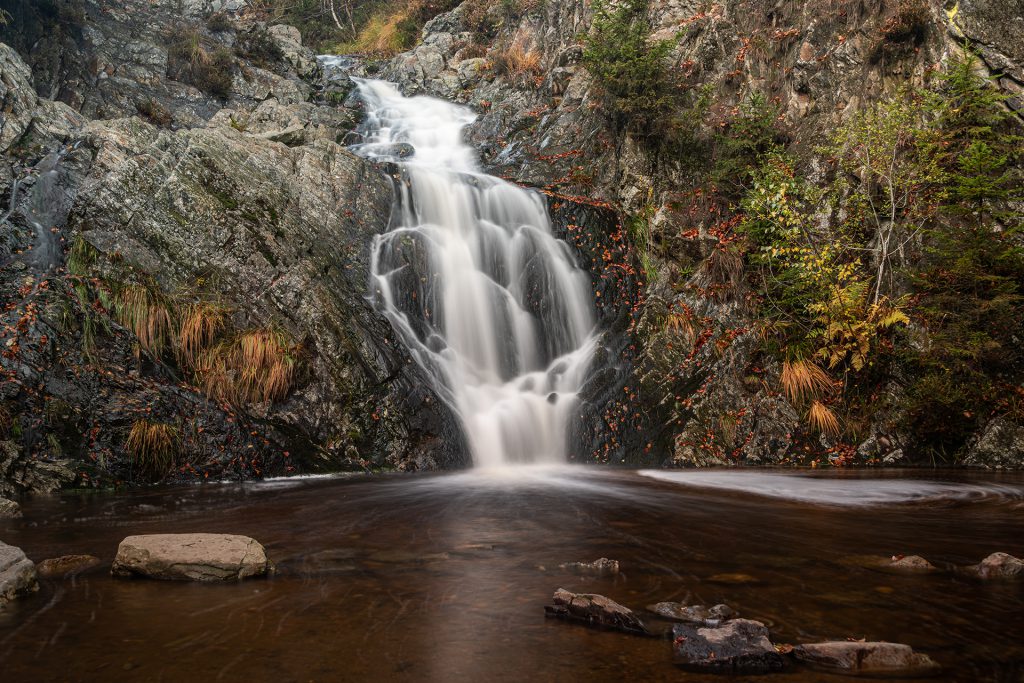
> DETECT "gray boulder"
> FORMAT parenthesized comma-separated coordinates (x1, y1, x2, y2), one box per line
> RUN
(267, 24, 320, 81)
(963, 417, 1024, 469)
(0, 541, 38, 605)
(793, 641, 941, 677)
(111, 533, 271, 581)
(672, 619, 785, 674)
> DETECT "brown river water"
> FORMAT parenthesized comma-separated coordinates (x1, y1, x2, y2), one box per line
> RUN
(1, 467, 1022, 682)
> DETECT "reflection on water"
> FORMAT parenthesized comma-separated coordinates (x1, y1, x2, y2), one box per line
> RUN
(1, 469, 1022, 682)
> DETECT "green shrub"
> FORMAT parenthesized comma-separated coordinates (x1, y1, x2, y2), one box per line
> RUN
(582, 0, 676, 132)
(900, 51, 1024, 458)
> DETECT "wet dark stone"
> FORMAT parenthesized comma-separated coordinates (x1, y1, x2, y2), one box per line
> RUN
(793, 641, 941, 677)
(648, 602, 735, 625)
(544, 588, 651, 636)
(672, 619, 785, 675)
(558, 557, 619, 577)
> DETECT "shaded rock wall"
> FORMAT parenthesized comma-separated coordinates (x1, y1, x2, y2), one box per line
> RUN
(0, 1, 469, 492)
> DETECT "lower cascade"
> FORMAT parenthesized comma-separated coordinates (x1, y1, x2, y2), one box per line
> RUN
(352, 79, 597, 467)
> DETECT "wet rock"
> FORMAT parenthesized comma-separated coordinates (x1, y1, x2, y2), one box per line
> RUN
(0, 43, 39, 152)
(0, 497, 20, 519)
(558, 557, 619, 577)
(0, 440, 75, 497)
(111, 534, 271, 581)
(963, 552, 1024, 580)
(672, 619, 785, 674)
(648, 602, 735, 625)
(544, 588, 651, 635)
(266, 24, 320, 81)
(963, 417, 1024, 469)
(37, 555, 102, 578)
(0, 541, 38, 605)
(888, 555, 936, 573)
(793, 641, 941, 677)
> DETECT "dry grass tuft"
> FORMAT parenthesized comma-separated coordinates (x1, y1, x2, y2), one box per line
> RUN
(193, 328, 296, 405)
(780, 359, 833, 404)
(126, 419, 179, 478)
(664, 309, 697, 345)
(494, 36, 542, 83)
(115, 284, 174, 359)
(808, 400, 841, 436)
(234, 329, 296, 403)
(693, 245, 745, 301)
(177, 302, 227, 370)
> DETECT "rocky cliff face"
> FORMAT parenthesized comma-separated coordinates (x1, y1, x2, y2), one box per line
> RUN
(0, 0, 469, 493)
(1, 0, 1022, 490)
(372, 0, 1024, 468)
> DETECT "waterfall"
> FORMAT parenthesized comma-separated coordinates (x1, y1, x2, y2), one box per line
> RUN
(351, 79, 597, 467)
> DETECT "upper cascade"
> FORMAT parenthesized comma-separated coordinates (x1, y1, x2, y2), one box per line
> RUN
(351, 78, 597, 467)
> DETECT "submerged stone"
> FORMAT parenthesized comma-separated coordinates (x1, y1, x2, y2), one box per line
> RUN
(111, 534, 271, 581)
(707, 572, 760, 585)
(558, 557, 619, 577)
(963, 552, 1023, 580)
(648, 602, 735, 625)
(37, 555, 102, 578)
(888, 555, 937, 573)
(544, 588, 651, 635)
(793, 641, 941, 677)
(672, 619, 785, 674)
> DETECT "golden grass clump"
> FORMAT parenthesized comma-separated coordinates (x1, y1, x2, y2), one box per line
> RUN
(780, 359, 833, 404)
(234, 329, 296, 404)
(808, 400, 841, 436)
(115, 284, 174, 358)
(496, 36, 542, 83)
(192, 328, 296, 405)
(336, 10, 410, 55)
(664, 309, 696, 345)
(126, 419, 179, 477)
(177, 302, 227, 370)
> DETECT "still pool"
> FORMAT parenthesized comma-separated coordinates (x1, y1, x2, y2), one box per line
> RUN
(2, 467, 1022, 681)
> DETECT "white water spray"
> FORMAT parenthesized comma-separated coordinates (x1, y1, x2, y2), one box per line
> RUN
(351, 79, 597, 467)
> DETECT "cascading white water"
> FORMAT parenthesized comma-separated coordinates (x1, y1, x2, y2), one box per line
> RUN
(351, 79, 597, 468)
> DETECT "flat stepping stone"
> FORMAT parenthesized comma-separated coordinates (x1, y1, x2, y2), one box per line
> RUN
(111, 533, 271, 581)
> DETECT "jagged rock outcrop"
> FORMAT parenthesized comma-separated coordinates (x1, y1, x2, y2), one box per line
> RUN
(949, 0, 1024, 110)
(1, 2, 468, 492)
